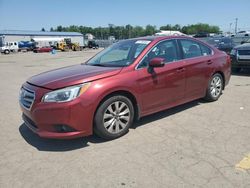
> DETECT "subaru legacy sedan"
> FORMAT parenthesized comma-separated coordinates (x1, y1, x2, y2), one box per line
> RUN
(19, 36, 231, 140)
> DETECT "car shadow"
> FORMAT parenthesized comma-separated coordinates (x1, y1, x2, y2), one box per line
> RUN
(19, 99, 204, 152)
(132, 99, 202, 129)
(19, 124, 107, 152)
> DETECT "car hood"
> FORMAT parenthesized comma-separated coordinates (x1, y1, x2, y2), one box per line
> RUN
(235, 43, 250, 50)
(27, 64, 122, 89)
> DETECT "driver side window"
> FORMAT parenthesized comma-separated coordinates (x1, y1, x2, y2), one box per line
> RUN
(137, 40, 179, 69)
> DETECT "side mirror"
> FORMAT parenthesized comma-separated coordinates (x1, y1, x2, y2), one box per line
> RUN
(148, 57, 165, 74)
(149, 57, 165, 67)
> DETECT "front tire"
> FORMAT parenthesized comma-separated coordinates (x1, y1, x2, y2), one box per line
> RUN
(4, 50, 10, 54)
(94, 95, 134, 140)
(204, 73, 223, 102)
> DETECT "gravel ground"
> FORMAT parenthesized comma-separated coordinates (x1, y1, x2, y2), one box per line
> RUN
(0, 50, 250, 188)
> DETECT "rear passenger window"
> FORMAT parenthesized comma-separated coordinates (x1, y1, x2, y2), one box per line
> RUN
(200, 44, 212, 56)
(180, 40, 202, 58)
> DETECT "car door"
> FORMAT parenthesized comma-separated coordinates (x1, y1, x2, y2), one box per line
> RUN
(178, 39, 214, 100)
(136, 39, 186, 114)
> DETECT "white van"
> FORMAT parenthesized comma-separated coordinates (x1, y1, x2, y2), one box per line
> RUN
(0, 41, 19, 54)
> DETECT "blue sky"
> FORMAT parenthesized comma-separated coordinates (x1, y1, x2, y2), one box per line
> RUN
(0, 0, 249, 32)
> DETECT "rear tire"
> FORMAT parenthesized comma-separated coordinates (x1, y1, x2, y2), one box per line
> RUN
(204, 73, 223, 102)
(94, 95, 134, 140)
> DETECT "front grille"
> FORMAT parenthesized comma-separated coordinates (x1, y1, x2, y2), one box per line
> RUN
(19, 87, 35, 110)
(238, 50, 250, 55)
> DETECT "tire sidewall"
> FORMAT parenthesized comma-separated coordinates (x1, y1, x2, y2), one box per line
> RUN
(94, 95, 134, 139)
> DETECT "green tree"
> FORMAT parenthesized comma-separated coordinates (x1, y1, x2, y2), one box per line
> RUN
(145, 25, 156, 36)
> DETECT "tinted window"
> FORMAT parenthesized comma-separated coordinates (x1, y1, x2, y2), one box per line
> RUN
(138, 40, 179, 68)
(200, 44, 212, 56)
(180, 40, 202, 58)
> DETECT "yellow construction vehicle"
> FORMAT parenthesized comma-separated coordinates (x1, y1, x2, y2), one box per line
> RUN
(56, 41, 70, 51)
(70, 42, 81, 51)
(56, 41, 80, 51)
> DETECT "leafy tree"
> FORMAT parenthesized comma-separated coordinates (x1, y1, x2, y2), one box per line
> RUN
(52, 23, 220, 39)
(41, 28, 45, 32)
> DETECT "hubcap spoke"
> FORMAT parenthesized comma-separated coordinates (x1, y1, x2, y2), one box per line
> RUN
(119, 108, 129, 116)
(104, 118, 115, 128)
(119, 120, 127, 129)
(115, 101, 119, 113)
(107, 120, 116, 132)
(104, 113, 113, 120)
(107, 105, 115, 115)
(115, 121, 120, 133)
(119, 115, 129, 121)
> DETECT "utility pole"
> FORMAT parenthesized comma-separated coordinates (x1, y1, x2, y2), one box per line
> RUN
(235, 18, 238, 34)
(229, 23, 232, 34)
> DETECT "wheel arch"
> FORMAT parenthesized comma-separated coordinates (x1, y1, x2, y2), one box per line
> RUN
(94, 90, 140, 122)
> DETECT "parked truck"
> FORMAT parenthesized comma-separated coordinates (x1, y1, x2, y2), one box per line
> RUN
(0, 41, 19, 54)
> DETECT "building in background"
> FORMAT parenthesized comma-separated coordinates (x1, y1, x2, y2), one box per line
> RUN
(0, 30, 84, 48)
(155, 30, 186, 36)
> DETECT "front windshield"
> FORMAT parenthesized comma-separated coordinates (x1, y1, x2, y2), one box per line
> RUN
(87, 39, 151, 67)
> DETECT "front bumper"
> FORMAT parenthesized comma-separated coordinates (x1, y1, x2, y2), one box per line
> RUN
(20, 83, 94, 139)
(231, 56, 250, 68)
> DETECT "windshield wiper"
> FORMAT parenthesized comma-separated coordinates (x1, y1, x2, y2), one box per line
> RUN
(89, 63, 106, 67)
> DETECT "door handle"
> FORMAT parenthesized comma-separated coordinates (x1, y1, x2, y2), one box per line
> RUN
(176, 67, 185, 73)
(207, 60, 213, 65)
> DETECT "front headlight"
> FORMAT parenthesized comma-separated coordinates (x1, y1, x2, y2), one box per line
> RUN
(230, 49, 237, 56)
(42, 83, 91, 103)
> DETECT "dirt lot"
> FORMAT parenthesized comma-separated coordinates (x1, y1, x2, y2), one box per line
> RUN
(0, 51, 250, 188)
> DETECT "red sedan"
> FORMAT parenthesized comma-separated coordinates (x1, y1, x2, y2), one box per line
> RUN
(33, 46, 52, 53)
(20, 36, 231, 140)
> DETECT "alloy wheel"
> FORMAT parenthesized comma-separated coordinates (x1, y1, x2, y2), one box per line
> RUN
(103, 101, 130, 134)
(210, 75, 222, 98)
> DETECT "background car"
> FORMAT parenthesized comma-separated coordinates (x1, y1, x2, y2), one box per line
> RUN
(204, 37, 236, 54)
(230, 42, 250, 72)
(33, 46, 52, 53)
(232, 31, 250, 37)
(88, 40, 99, 49)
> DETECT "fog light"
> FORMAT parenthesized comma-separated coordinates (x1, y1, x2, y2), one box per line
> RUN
(54, 125, 76, 133)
